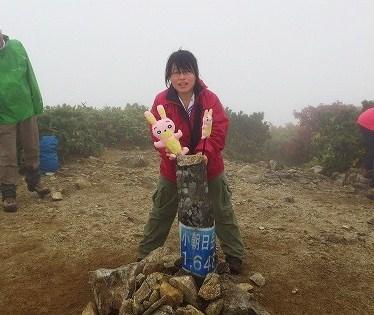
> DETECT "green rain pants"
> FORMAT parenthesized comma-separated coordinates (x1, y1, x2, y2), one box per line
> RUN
(138, 174, 244, 259)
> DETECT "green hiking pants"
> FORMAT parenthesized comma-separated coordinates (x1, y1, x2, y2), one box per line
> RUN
(138, 174, 244, 259)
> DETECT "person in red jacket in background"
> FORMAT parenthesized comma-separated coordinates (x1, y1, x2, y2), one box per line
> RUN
(138, 49, 244, 274)
(357, 104, 374, 184)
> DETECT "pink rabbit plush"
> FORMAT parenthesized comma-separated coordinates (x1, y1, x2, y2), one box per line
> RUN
(201, 108, 213, 139)
(144, 105, 189, 159)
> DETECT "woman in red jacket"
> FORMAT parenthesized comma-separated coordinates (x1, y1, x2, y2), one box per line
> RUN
(138, 50, 244, 273)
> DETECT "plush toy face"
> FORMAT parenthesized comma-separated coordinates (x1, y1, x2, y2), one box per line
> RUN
(152, 119, 176, 139)
(204, 113, 212, 124)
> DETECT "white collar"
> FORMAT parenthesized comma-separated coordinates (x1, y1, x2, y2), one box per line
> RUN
(179, 93, 195, 111)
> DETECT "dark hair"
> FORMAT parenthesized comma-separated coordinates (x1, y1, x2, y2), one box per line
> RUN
(165, 50, 200, 87)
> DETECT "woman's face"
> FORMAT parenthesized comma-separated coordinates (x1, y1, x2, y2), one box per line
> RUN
(170, 65, 196, 96)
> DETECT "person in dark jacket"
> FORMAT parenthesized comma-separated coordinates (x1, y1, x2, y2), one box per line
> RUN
(0, 30, 50, 212)
(138, 50, 244, 274)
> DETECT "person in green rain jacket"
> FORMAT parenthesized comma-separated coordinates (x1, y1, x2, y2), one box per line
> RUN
(0, 30, 49, 212)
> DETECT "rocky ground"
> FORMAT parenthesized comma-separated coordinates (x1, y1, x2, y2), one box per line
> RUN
(0, 148, 373, 315)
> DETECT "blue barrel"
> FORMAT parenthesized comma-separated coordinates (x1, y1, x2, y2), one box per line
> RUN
(179, 222, 216, 277)
(39, 135, 59, 173)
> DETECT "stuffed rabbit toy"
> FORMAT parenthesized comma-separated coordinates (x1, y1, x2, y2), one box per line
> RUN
(201, 108, 213, 139)
(144, 105, 189, 159)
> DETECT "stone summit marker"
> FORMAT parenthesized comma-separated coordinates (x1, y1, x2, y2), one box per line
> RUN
(176, 154, 216, 277)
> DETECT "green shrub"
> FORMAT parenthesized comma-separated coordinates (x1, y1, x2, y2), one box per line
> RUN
(38, 103, 150, 158)
(311, 105, 363, 173)
(225, 109, 270, 161)
(268, 101, 365, 172)
(38, 103, 271, 162)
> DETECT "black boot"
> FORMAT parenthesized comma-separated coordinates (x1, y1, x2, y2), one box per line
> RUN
(225, 255, 243, 275)
(1, 183, 17, 212)
(24, 167, 50, 198)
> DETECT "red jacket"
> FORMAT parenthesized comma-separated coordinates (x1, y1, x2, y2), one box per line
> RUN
(149, 82, 228, 182)
(357, 107, 374, 131)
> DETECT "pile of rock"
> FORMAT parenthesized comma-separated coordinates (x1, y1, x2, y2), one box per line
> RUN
(83, 247, 269, 315)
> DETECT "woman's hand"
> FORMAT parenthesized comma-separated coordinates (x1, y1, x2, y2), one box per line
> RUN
(164, 148, 176, 160)
(196, 152, 208, 164)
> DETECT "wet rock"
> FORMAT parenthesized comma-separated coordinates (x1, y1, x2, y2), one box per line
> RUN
(269, 160, 283, 171)
(221, 278, 256, 315)
(237, 283, 254, 292)
(148, 289, 160, 304)
(118, 299, 132, 315)
(152, 305, 175, 315)
(143, 262, 164, 275)
(142, 247, 174, 274)
(249, 273, 266, 287)
(133, 278, 152, 303)
(135, 273, 146, 286)
(310, 165, 324, 174)
(198, 272, 221, 301)
(89, 262, 143, 315)
(160, 280, 183, 306)
(132, 298, 144, 315)
(175, 304, 204, 315)
(82, 301, 98, 315)
(205, 299, 224, 315)
(169, 275, 198, 307)
(256, 161, 268, 168)
(75, 177, 91, 189)
(335, 173, 346, 186)
(142, 295, 168, 315)
(51, 191, 63, 201)
(247, 175, 263, 184)
(145, 272, 165, 290)
(276, 171, 293, 179)
(162, 254, 181, 269)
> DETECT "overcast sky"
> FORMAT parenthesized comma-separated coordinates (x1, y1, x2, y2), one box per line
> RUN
(2, 0, 374, 125)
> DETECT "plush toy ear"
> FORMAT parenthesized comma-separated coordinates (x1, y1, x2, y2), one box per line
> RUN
(157, 105, 167, 119)
(144, 111, 157, 125)
(208, 108, 213, 116)
(204, 109, 208, 116)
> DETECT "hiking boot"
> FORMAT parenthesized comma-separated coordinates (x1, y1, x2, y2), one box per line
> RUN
(1, 183, 17, 212)
(29, 183, 50, 198)
(3, 197, 17, 212)
(225, 255, 242, 275)
(25, 168, 49, 197)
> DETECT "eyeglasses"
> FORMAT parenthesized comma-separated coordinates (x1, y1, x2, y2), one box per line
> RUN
(171, 70, 194, 77)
